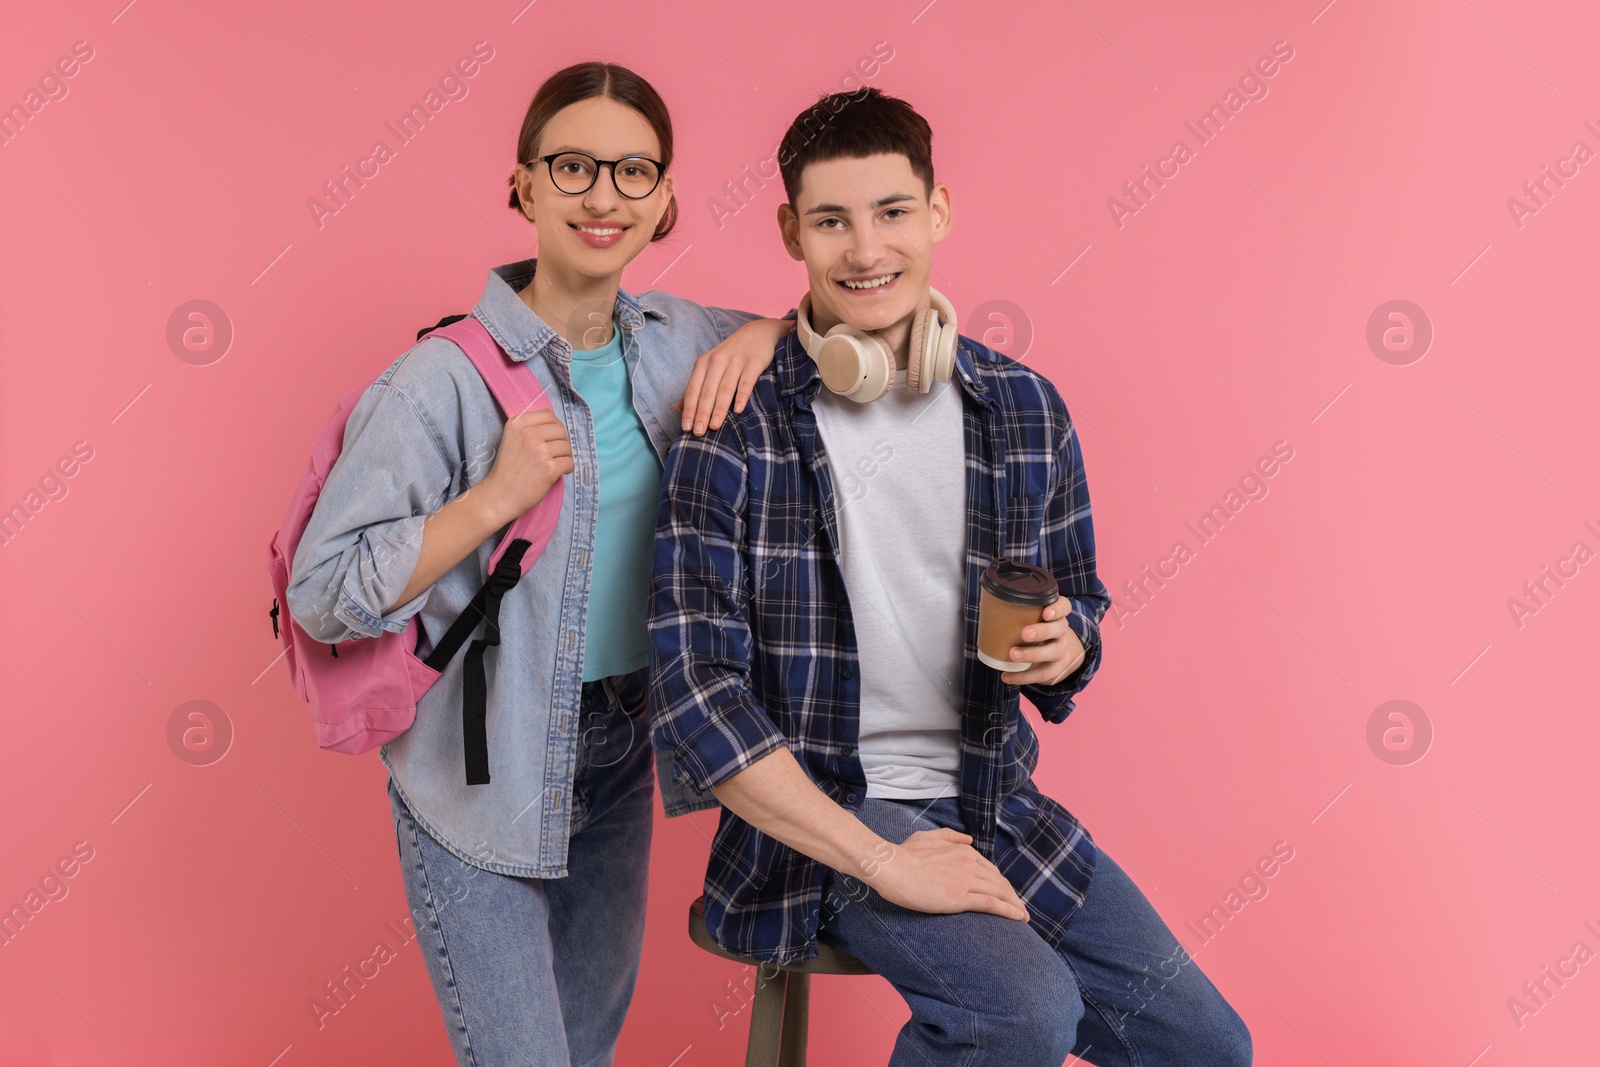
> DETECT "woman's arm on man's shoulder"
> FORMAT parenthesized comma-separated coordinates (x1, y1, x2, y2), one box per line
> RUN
(647, 294, 797, 436)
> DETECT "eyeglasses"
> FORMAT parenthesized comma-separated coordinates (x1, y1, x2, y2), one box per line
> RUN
(528, 151, 665, 199)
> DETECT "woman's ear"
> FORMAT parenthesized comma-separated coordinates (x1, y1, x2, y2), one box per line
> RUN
(513, 164, 536, 223)
(656, 175, 674, 227)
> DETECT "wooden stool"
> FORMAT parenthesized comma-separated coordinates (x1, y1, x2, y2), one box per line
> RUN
(687, 895, 875, 1066)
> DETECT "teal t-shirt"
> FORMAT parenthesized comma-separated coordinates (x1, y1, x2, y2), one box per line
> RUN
(569, 318, 663, 681)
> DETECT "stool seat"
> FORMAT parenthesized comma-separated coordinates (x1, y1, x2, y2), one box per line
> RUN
(687, 895, 874, 975)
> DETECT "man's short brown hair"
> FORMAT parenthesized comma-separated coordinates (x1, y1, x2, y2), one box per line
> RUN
(777, 87, 934, 206)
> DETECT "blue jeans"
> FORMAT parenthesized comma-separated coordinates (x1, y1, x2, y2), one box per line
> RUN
(818, 797, 1252, 1066)
(388, 667, 655, 1067)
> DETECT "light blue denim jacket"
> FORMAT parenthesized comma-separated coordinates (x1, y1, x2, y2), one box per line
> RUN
(286, 259, 743, 877)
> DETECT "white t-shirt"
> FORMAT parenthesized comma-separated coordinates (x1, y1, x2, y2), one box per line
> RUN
(810, 368, 968, 799)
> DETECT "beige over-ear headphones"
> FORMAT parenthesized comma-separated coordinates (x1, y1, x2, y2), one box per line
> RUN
(796, 287, 959, 403)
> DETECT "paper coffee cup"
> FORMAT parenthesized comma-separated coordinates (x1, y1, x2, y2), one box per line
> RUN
(977, 560, 1059, 672)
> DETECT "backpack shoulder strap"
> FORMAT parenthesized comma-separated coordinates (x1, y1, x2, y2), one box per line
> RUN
(426, 316, 563, 575)
(418, 314, 567, 786)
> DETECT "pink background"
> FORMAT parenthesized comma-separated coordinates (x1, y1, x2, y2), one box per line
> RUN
(3, 0, 1597, 1063)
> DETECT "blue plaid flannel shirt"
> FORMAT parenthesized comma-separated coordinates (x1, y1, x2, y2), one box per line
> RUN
(648, 328, 1111, 966)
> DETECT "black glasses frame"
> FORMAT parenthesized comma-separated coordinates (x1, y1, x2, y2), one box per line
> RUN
(527, 151, 666, 199)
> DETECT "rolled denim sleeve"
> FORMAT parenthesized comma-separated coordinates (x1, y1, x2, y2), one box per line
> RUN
(286, 380, 456, 644)
(1023, 399, 1111, 725)
(647, 424, 788, 795)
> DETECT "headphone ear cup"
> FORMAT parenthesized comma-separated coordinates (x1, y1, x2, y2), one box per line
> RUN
(924, 288, 959, 385)
(864, 334, 902, 399)
(818, 331, 895, 402)
(853, 333, 896, 402)
(908, 305, 958, 392)
(907, 307, 932, 393)
(817, 333, 867, 394)
(931, 319, 958, 383)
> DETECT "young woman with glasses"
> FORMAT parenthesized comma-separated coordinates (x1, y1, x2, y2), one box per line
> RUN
(287, 61, 791, 1065)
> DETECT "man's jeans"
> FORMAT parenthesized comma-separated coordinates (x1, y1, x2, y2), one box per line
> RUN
(387, 667, 655, 1067)
(819, 797, 1252, 1066)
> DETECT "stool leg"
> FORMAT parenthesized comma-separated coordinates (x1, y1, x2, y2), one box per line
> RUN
(778, 971, 810, 1067)
(746, 968, 788, 1067)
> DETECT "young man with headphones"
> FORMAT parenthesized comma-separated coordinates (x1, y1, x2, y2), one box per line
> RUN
(648, 88, 1251, 1065)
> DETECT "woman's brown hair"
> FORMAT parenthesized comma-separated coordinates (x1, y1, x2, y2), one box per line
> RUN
(507, 61, 678, 241)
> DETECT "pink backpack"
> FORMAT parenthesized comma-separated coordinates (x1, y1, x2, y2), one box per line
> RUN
(266, 316, 562, 786)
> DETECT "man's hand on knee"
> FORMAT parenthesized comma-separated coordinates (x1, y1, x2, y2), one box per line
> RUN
(862, 827, 1030, 922)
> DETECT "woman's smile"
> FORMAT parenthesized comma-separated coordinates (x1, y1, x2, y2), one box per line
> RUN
(570, 219, 631, 248)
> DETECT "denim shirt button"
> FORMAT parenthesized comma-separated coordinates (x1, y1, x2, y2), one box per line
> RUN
(844, 792, 859, 804)
(841, 667, 854, 679)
